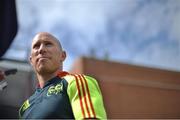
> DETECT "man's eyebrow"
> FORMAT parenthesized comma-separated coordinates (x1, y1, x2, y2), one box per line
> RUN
(44, 40, 53, 43)
(32, 41, 40, 48)
(32, 40, 54, 47)
(32, 41, 39, 45)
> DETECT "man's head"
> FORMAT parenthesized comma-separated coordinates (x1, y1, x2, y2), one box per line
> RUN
(30, 32, 66, 75)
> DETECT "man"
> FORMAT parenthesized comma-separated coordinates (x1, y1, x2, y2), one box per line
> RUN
(19, 32, 107, 119)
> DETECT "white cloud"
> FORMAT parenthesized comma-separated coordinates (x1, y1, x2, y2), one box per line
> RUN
(171, 11, 180, 41)
(5, 0, 180, 71)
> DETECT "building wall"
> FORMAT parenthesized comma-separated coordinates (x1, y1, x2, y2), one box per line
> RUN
(70, 57, 180, 119)
(0, 57, 180, 119)
(0, 60, 35, 118)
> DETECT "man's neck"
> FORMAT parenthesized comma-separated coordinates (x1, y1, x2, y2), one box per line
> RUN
(36, 72, 57, 88)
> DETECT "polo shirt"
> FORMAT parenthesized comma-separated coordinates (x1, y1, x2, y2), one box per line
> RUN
(19, 71, 107, 119)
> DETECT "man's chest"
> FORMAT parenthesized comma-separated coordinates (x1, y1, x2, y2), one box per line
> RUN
(20, 82, 73, 119)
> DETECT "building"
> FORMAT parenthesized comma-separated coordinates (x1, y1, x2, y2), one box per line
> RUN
(0, 59, 35, 118)
(0, 57, 180, 118)
(70, 57, 180, 119)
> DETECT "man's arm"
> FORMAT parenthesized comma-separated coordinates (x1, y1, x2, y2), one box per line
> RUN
(65, 74, 107, 119)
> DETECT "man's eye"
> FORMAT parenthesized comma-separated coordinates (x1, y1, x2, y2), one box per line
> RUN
(45, 42, 52, 47)
(33, 44, 39, 49)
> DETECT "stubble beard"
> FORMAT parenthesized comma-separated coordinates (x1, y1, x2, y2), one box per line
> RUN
(36, 62, 60, 75)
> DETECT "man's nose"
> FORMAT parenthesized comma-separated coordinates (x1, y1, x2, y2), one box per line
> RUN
(38, 44, 46, 54)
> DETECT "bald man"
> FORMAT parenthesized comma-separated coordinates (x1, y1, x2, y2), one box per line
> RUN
(19, 32, 107, 119)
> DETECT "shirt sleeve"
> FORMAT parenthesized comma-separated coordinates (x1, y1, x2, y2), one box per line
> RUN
(65, 74, 107, 119)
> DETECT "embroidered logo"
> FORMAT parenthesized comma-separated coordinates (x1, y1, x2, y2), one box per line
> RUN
(19, 100, 30, 117)
(47, 83, 63, 96)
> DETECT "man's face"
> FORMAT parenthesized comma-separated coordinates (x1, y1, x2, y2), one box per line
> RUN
(30, 33, 66, 74)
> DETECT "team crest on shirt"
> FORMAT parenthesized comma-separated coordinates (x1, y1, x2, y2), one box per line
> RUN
(47, 83, 63, 96)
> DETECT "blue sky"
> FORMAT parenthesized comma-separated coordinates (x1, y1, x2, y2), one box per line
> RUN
(4, 0, 180, 71)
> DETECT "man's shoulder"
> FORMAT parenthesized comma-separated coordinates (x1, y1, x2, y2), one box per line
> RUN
(61, 73, 91, 83)
(61, 73, 86, 84)
(57, 71, 97, 86)
(61, 74, 75, 84)
(63, 73, 97, 86)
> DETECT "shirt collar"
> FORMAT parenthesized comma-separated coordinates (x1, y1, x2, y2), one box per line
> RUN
(44, 71, 70, 88)
(37, 71, 69, 89)
(56, 71, 69, 78)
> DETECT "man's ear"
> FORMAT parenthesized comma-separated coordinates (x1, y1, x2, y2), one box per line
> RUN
(61, 51, 66, 62)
